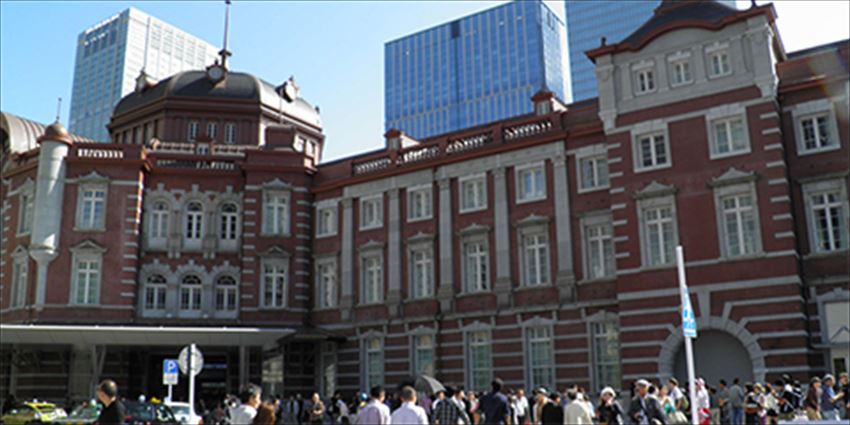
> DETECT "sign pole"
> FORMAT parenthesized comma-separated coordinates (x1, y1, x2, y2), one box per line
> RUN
(189, 343, 196, 420)
(676, 246, 699, 425)
(168, 384, 173, 403)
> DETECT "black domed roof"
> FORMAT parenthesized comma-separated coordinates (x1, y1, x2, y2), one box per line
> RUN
(113, 70, 321, 128)
(620, 0, 740, 47)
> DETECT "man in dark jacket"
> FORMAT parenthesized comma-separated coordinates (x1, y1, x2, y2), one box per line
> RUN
(95, 379, 126, 425)
(628, 379, 666, 425)
(540, 392, 564, 425)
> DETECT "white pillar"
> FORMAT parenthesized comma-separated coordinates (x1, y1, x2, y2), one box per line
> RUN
(492, 167, 512, 308)
(552, 153, 576, 302)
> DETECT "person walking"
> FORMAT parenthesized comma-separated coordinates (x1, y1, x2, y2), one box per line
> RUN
(432, 386, 470, 425)
(716, 379, 730, 425)
(230, 384, 262, 425)
(253, 401, 277, 425)
(657, 386, 678, 423)
(307, 393, 325, 425)
(479, 379, 512, 425)
(805, 377, 822, 420)
(820, 374, 845, 421)
(390, 386, 429, 425)
(762, 383, 779, 425)
(743, 383, 761, 425)
(355, 386, 391, 425)
(839, 372, 850, 420)
(540, 391, 562, 425)
(513, 389, 529, 425)
(628, 379, 666, 425)
(561, 389, 590, 425)
(694, 378, 710, 425)
(729, 378, 745, 425)
(95, 379, 126, 425)
(596, 387, 623, 425)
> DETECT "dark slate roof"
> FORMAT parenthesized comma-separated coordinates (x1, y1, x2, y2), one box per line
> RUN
(1, 111, 98, 154)
(620, 0, 740, 47)
(113, 70, 321, 128)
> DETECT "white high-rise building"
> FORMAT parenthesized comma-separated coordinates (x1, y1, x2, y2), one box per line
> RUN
(68, 8, 219, 141)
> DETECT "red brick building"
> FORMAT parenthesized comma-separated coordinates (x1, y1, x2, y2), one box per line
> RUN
(1, 0, 848, 404)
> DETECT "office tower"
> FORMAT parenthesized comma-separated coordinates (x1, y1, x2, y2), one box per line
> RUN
(384, 0, 569, 140)
(565, 0, 736, 101)
(69, 8, 218, 141)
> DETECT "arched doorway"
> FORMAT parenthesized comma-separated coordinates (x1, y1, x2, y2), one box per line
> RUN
(673, 331, 753, 385)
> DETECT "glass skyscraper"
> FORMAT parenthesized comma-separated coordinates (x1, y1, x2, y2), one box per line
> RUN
(565, 0, 736, 102)
(69, 8, 218, 141)
(385, 1, 568, 140)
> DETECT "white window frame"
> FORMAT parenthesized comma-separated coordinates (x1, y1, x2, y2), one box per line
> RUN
(360, 250, 384, 305)
(262, 190, 290, 236)
(668, 51, 693, 87)
(588, 316, 621, 392)
(362, 335, 385, 391)
(791, 100, 841, 156)
(519, 224, 550, 287)
(316, 204, 337, 238)
(147, 200, 170, 245)
(315, 257, 337, 310)
(577, 154, 609, 193)
(188, 120, 199, 141)
(215, 275, 238, 312)
(706, 44, 732, 78)
(462, 235, 489, 293)
(359, 195, 384, 230)
(143, 274, 167, 312)
(261, 258, 288, 309)
(224, 122, 236, 144)
(407, 184, 433, 222)
(183, 200, 205, 248)
(17, 191, 34, 235)
(524, 325, 555, 391)
(10, 253, 28, 308)
(179, 274, 203, 312)
(632, 61, 656, 95)
(464, 327, 493, 392)
(76, 183, 108, 231)
(408, 243, 434, 299)
(219, 202, 240, 243)
(411, 332, 436, 377)
(633, 131, 671, 173)
(708, 112, 751, 159)
(580, 213, 615, 281)
(459, 173, 487, 213)
(515, 162, 546, 203)
(802, 178, 849, 255)
(637, 195, 679, 269)
(713, 181, 762, 259)
(206, 121, 218, 139)
(70, 253, 102, 305)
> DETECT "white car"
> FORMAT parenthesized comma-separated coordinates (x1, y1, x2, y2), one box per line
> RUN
(165, 401, 202, 425)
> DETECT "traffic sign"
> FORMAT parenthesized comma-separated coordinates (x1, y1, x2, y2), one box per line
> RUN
(682, 293, 697, 339)
(163, 359, 179, 385)
(178, 345, 204, 377)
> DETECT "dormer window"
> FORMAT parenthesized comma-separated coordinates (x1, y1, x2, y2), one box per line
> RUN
(224, 122, 236, 144)
(188, 121, 199, 142)
(707, 46, 731, 78)
(207, 122, 218, 139)
(671, 60, 692, 86)
(634, 63, 656, 95)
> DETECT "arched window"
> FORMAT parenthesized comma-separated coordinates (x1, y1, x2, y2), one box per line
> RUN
(220, 203, 239, 241)
(215, 275, 237, 311)
(144, 274, 167, 310)
(149, 201, 169, 239)
(185, 202, 204, 240)
(180, 275, 202, 311)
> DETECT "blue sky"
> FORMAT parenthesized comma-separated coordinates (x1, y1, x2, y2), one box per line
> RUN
(2, 1, 848, 161)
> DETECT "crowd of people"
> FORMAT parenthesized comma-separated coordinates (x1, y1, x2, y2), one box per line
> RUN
(204, 371, 849, 425)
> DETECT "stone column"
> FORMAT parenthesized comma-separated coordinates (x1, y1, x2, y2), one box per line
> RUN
(386, 189, 402, 317)
(437, 178, 454, 311)
(655, 53, 670, 93)
(340, 198, 354, 320)
(692, 45, 708, 83)
(492, 167, 512, 308)
(552, 154, 576, 302)
(238, 346, 249, 388)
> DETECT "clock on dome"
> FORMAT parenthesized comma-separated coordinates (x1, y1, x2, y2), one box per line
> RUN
(206, 63, 227, 84)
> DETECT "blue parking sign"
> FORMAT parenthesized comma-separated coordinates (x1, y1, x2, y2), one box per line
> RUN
(163, 359, 179, 385)
(682, 297, 697, 339)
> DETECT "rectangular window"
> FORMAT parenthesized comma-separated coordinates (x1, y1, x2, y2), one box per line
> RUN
(17, 193, 34, 234)
(215, 277, 237, 311)
(407, 186, 432, 221)
(262, 191, 289, 235)
(145, 284, 167, 311)
(316, 260, 337, 309)
(206, 122, 218, 139)
(149, 202, 169, 240)
(219, 203, 239, 241)
(316, 206, 337, 237)
(410, 247, 433, 299)
(467, 331, 492, 392)
(262, 261, 287, 308)
(526, 327, 554, 391)
(11, 258, 28, 308)
(365, 338, 384, 389)
(522, 231, 549, 286)
(586, 221, 615, 279)
(708, 50, 731, 77)
(591, 321, 621, 391)
(517, 164, 546, 202)
(73, 257, 100, 305)
(413, 334, 435, 376)
(463, 240, 489, 293)
(77, 186, 106, 229)
(362, 254, 383, 304)
(460, 175, 487, 212)
(800, 114, 834, 151)
(671, 60, 692, 86)
(810, 191, 846, 253)
(712, 116, 748, 156)
(636, 68, 655, 94)
(224, 122, 236, 144)
(635, 133, 669, 170)
(721, 194, 758, 257)
(180, 278, 202, 311)
(188, 120, 199, 141)
(360, 196, 383, 230)
(579, 156, 609, 191)
(644, 205, 676, 267)
(185, 202, 204, 241)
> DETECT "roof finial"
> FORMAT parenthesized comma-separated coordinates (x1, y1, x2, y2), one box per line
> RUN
(600, 36, 607, 47)
(219, 0, 233, 69)
(55, 97, 62, 123)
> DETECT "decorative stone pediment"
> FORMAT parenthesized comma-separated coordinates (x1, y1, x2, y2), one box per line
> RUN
(460, 320, 491, 332)
(210, 261, 240, 279)
(515, 214, 550, 227)
(258, 245, 291, 258)
(633, 180, 677, 200)
(69, 239, 106, 253)
(262, 178, 294, 191)
(358, 240, 385, 252)
(709, 167, 758, 188)
(458, 223, 490, 236)
(520, 315, 555, 328)
(406, 232, 434, 245)
(74, 171, 109, 184)
(408, 325, 435, 336)
(11, 245, 29, 258)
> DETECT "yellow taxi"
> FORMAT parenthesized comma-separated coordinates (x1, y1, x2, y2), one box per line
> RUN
(0, 401, 67, 425)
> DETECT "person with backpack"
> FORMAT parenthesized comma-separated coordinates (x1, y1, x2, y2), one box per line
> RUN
(432, 386, 471, 425)
(775, 379, 798, 422)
